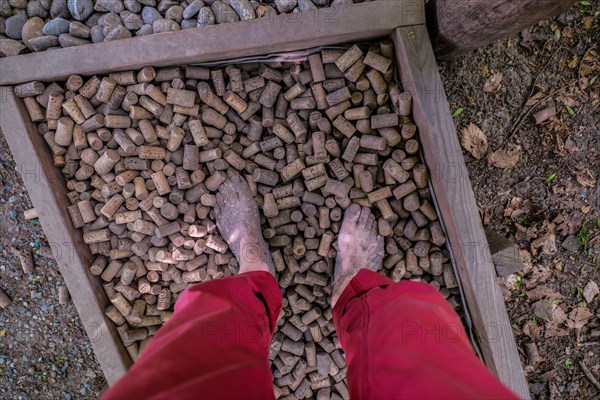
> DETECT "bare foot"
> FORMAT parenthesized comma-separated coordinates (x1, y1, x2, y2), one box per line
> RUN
(331, 204, 384, 308)
(214, 175, 275, 275)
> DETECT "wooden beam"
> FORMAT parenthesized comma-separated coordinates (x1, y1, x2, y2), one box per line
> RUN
(0, 87, 132, 384)
(427, 0, 579, 59)
(392, 26, 530, 399)
(0, 0, 424, 86)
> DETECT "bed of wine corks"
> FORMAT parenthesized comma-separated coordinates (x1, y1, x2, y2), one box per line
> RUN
(15, 40, 462, 399)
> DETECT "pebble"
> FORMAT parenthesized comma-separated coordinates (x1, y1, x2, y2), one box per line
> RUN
(561, 235, 581, 252)
(138, 0, 156, 6)
(95, 0, 124, 14)
(43, 17, 70, 36)
(50, 0, 70, 19)
(21, 16, 45, 50)
(121, 10, 144, 30)
(83, 12, 101, 28)
(0, 0, 10, 17)
(297, 0, 317, 12)
(27, 0, 50, 19)
(69, 20, 90, 39)
(103, 25, 131, 41)
(58, 32, 90, 47)
(9, 0, 27, 8)
(5, 12, 28, 40)
(152, 18, 179, 33)
(124, 0, 142, 14)
(275, 0, 297, 13)
(211, 1, 239, 24)
(135, 23, 152, 36)
(157, 0, 178, 13)
(29, 34, 59, 51)
(165, 5, 183, 23)
(141, 6, 161, 25)
(230, 0, 255, 21)
(183, 0, 203, 20)
(0, 17, 5, 34)
(180, 18, 196, 29)
(197, 6, 215, 26)
(67, 0, 94, 22)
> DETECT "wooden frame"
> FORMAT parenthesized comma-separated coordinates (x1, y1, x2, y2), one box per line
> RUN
(0, 2, 530, 397)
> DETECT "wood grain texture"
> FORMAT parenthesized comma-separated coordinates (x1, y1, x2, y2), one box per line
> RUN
(0, 87, 132, 384)
(427, 0, 578, 59)
(392, 26, 530, 399)
(0, 0, 424, 86)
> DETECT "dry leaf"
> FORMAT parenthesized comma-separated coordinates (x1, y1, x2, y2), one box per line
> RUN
(576, 169, 596, 188)
(488, 144, 521, 169)
(526, 92, 544, 107)
(527, 286, 563, 301)
(483, 72, 503, 92)
(531, 233, 557, 256)
(459, 123, 488, 159)
(566, 306, 593, 330)
(583, 281, 599, 304)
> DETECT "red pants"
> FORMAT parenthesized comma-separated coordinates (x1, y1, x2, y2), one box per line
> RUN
(103, 270, 519, 399)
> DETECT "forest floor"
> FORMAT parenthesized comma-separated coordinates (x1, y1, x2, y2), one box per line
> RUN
(0, 2, 599, 399)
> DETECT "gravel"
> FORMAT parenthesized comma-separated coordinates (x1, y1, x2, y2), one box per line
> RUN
(0, 0, 369, 54)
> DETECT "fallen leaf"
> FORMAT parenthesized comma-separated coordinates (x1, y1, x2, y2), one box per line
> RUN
(566, 306, 593, 330)
(576, 169, 596, 188)
(583, 281, 599, 304)
(0, 327, 7, 337)
(527, 286, 564, 301)
(483, 72, 503, 92)
(531, 233, 557, 256)
(564, 137, 579, 152)
(545, 322, 569, 338)
(526, 92, 545, 107)
(459, 123, 488, 159)
(488, 144, 521, 169)
(523, 320, 542, 340)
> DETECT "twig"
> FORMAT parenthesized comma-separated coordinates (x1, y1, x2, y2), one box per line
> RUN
(506, 79, 578, 142)
(507, 44, 565, 137)
(578, 44, 597, 81)
(579, 360, 600, 391)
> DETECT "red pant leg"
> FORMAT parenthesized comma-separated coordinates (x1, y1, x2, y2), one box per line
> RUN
(333, 269, 519, 400)
(102, 271, 281, 400)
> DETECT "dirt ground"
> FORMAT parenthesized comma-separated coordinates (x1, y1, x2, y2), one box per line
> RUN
(0, 3, 599, 399)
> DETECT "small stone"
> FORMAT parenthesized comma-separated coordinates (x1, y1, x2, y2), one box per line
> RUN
(135, 23, 152, 36)
(211, 1, 239, 24)
(561, 235, 581, 252)
(165, 5, 183, 23)
(297, 0, 317, 11)
(274, 0, 297, 13)
(230, 0, 255, 21)
(9, 0, 27, 8)
(124, 0, 141, 14)
(197, 6, 214, 26)
(67, 0, 93, 21)
(83, 11, 101, 28)
(90, 24, 103, 42)
(43, 17, 70, 35)
(103, 25, 132, 41)
(58, 32, 90, 47)
(183, 0, 203, 19)
(69, 20, 90, 39)
(29, 34, 59, 51)
(157, 0, 177, 13)
(0, 38, 26, 55)
(21, 16, 45, 50)
(0, 17, 5, 34)
(180, 18, 196, 29)
(0, 0, 10, 17)
(121, 10, 143, 30)
(141, 6, 161, 25)
(583, 281, 599, 304)
(95, 0, 124, 14)
(27, 0, 50, 18)
(50, 0, 69, 19)
(152, 18, 179, 33)
(40, 0, 52, 9)
(5, 13, 28, 40)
